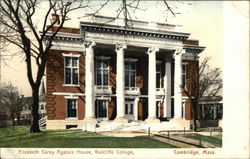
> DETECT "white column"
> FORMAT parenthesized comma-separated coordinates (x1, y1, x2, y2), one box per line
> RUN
(84, 41, 96, 121)
(146, 47, 160, 123)
(115, 43, 128, 122)
(163, 57, 172, 118)
(134, 97, 139, 121)
(174, 49, 185, 119)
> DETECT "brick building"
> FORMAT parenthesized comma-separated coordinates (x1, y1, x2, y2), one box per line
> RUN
(45, 15, 205, 130)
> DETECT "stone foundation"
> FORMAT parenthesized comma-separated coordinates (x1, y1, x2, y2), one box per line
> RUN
(145, 118, 161, 123)
(169, 119, 191, 130)
(46, 120, 86, 129)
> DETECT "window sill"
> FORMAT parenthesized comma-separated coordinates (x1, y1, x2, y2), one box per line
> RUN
(65, 118, 78, 120)
(63, 84, 80, 87)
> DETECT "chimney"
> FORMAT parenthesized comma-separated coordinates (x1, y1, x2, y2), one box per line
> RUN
(51, 14, 60, 25)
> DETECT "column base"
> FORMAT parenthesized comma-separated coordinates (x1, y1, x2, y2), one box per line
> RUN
(114, 117, 128, 123)
(83, 118, 97, 132)
(145, 117, 161, 123)
(83, 118, 97, 123)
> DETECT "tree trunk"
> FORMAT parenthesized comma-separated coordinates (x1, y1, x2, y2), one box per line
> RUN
(192, 99, 197, 131)
(30, 87, 40, 133)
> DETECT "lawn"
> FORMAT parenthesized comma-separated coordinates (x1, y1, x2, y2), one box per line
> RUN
(0, 126, 177, 148)
(184, 134, 222, 147)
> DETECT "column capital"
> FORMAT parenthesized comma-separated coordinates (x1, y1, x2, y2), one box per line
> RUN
(116, 43, 127, 52)
(84, 40, 96, 48)
(147, 46, 159, 54)
(174, 48, 186, 57)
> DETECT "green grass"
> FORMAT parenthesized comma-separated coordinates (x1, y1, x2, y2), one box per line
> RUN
(0, 126, 176, 148)
(184, 134, 222, 147)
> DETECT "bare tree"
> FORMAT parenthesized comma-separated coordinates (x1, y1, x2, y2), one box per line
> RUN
(0, 82, 23, 126)
(185, 57, 222, 131)
(0, 0, 89, 132)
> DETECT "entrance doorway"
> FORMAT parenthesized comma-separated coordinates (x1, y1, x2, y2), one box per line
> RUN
(96, 100, 108, 118)
(125, 99, 134, 120)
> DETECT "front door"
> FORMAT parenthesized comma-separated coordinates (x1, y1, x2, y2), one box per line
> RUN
(125, 99, 134, 120)
(96, 100, 107, 118)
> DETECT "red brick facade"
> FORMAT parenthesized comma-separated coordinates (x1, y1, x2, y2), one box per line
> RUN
(45, 18, 204, 129)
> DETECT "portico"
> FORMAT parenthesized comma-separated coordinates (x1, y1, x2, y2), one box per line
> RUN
(83, 41, 186, 123)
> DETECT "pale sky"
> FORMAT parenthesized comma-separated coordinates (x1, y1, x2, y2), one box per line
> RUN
(1, 1, 224, 96)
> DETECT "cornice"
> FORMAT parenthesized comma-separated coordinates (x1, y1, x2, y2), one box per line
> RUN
(43, 32, 83, 43)
(80, 22, 190, 41)
(183, 45, 206, 54)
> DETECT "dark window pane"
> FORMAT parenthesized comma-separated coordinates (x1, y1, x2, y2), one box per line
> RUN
(103, 70, 108, 86)
(72, 68, 78, 84)
(125, 61, 129, 70)
(96, 70, 102, 85)
(130, 104, 133, 114)
(72, 57, 78, 67)
(67, 99, 77, 117)
(96, 59, 101, 69)
(130, 71, 135, 87)
(125, 71, 129, 87)
(156, 73, 161, 88)
(182, 75, 186, 88)
(65, 68, 71, 84)
(97, 100, 107, 118)
(125, 104, 128, 114)
(131, 62, 136, 70)
(156, 63, 161, 72)
(65, 57, 71, 66)
(103, 59, 109, 68)
(182, 65, 186, 73)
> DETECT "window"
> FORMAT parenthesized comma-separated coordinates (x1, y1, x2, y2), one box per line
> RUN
(64, 56, 79, 85)
(40, 104, 44, 110)
(96, 100, 107, 118)
(95, 57, 110, 87)
(156, 63, 162, 88)
(66, 99, 77, 118)
(125, 61, 136, 88)
(182, 65, 186, 89)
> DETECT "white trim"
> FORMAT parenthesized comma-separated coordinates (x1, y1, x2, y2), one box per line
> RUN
(63, 84, 80, 87)
(53, 92, 85, 96)
(64, 96, 79, 99)
(62, 53, 81, 57)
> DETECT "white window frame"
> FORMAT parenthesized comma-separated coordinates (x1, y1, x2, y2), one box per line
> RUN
(65, 96, 78, 119)
(63, 53, 80, 87)
(125, 58, 137, 90)
(95, 56, 111, 89)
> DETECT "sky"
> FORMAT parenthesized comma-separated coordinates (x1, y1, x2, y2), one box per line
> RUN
(1, 1, 224, 96)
